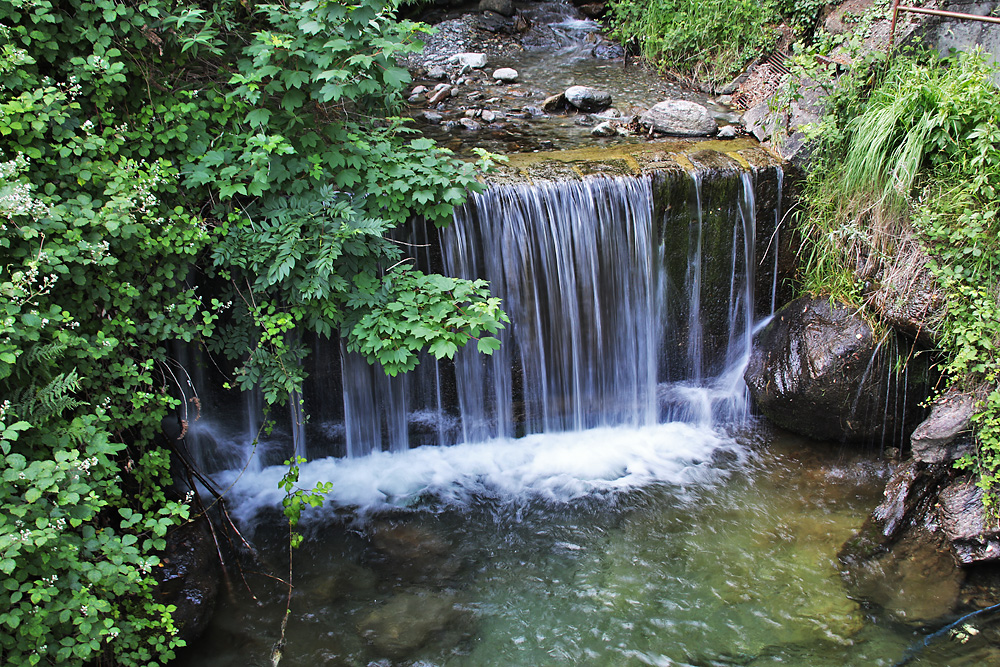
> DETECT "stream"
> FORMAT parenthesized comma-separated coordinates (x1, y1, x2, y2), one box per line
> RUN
(174, 3, 1000, 665)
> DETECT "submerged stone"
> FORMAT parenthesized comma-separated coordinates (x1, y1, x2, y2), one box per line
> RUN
(357, 592, 472, 660)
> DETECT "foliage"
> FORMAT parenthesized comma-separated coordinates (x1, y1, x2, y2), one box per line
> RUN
(793, 48, 1000, 508)
(606, 0, 781, 84)
(605, 0, 832, 84)
(0, 0, 503, 664)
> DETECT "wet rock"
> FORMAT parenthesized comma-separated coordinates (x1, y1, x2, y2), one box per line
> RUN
(407, 93, 423, 104)
(427, 67, 447, 80)
(911, 390, 976, 464)
(448, 52, 488, 69)
(480, 110, 497, 122)
(426, 85, 452, 105)
(592, 42, 624, 59)
(718, 125, 738, 139)
(153, 517, 220, 644)
(579, 2, 606, 18)
(541, 93, 567, 113)
(573, 114, 595, 126)
(492, 67, 518, 83)
(591, 121, 616, 137)
(410, 85, 428, 97)
(478, 0, 514, 17)
(459, 118, 483, 131)
(744, 296, 929, 444)
(422, 110, 444, 124)
(639, 100, 718, 137)
(938, 478, 1000, 564)
(564, 85, 612, 113)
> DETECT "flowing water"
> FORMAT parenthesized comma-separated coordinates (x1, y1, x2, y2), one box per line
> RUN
(176, 161, 1000, 665)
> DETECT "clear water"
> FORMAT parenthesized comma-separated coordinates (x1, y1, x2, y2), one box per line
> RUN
(176, 429, 1000, 667)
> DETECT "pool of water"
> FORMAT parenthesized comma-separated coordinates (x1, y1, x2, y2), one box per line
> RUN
(175, 426, 1000, 667)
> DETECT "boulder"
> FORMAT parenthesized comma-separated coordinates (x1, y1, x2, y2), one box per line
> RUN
(448, 52, 488, 69)
(744, 296, 928, 443)
(492, 67, 518, 83)
(479, 0, 514, 16)
(911, 390, 976, 464)
(564, 85, 612, 113)
(639, 100, 718, 137)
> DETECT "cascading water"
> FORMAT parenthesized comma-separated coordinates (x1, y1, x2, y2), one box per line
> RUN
(186, 154, 787, 515)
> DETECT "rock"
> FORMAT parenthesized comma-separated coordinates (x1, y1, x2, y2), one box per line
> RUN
(478, 0, 514, 16)
(938, 478, 1000, 564)
(579, 2, 606, 18)
(492, 67, 518, 83)
(564, 85, 612, 113)
(744, 296, 929, 443)
(153, 517, 220, 645)
(480, 110, 497, 122)
(422, 110, 444, 124)
(448, 52, 488, 69)
(407, 93, 423, 104)
(718, 125, 738, 139)
(639, 100, 718, 137)
(459, 118, 482, 131)
(427, 67, 447, 80)
(426, 85, 452, 105)
(410, 85, 428, 96)
(464, 108, 481, 118)
(541, 93, 566, 113)
(591, 121, 616, 137)
(839, 461, 966, 623)
(573, 114, 595, 127)
(716, 94, 734, 106)
(592, 42, 625, 59)
(357, 592, 472, 660)
(594, 108, 622, 120)
(911, 391, 976, 464)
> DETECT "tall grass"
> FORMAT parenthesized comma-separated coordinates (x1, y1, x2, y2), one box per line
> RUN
(607, 0, 781, 84)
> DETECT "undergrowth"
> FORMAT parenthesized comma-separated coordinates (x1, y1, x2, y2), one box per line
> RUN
(795, 48, 1000, 511)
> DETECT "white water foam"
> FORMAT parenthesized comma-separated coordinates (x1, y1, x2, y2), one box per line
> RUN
(216, 422, 743, 523)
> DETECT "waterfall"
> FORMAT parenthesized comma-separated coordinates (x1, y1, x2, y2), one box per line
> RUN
(184, 159, 785, 474)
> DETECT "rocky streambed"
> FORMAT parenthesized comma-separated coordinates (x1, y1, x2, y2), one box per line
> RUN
(398, 1, 742, 155)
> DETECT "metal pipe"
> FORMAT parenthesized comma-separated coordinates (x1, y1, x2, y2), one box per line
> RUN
(888, 0, 901, 51)
(897, 5, 1000, 25)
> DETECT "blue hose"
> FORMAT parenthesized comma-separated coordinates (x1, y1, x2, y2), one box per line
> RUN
(892, 601, 1000, 666)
